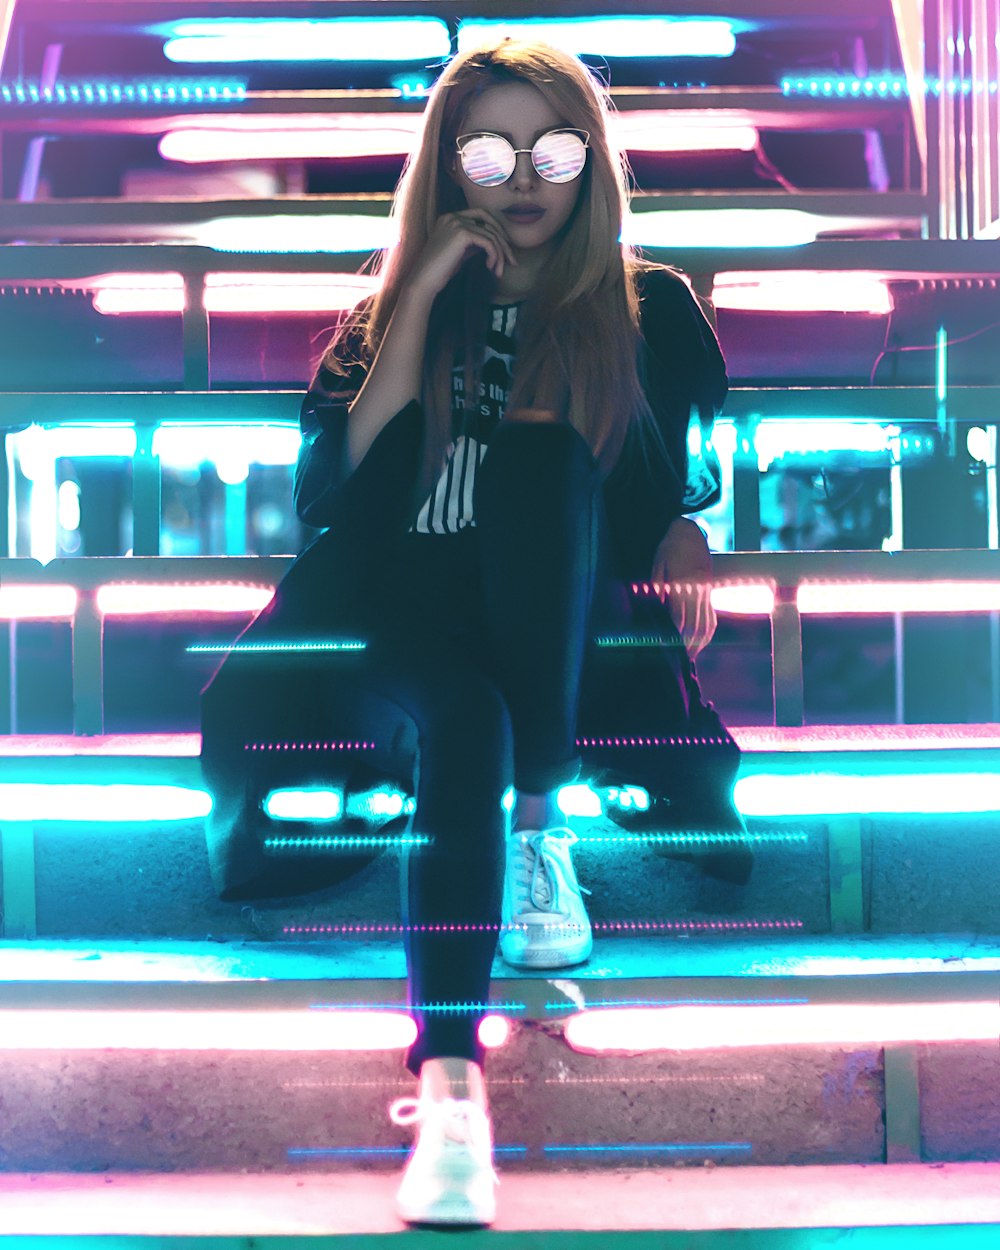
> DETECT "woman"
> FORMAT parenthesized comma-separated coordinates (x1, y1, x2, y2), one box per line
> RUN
(200, 36, 748, 1228)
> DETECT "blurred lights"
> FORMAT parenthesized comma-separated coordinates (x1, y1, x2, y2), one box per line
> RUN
(154, 423, 302, 469)
(159, 116, 422, 163)
(735, 771, 1000, 816)
(264, 788, 344, 821)
(780, 74, 999, 98)
(713, 272, 893, 315)
(0, 784, 212, 822)
(93, 272, 383, 315)
(457, 18, 737, 58)
(565, 1001, 1000, 1053)
(0, 78, 247, 104)
(162, 19, 451, 63)
(623, 209, 822, 248)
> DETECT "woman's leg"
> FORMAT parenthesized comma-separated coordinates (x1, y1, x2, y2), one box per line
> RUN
(473, 419, 602, 799)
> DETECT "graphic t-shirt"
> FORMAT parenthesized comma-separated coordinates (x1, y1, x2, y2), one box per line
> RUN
(409, 302, 519, 535)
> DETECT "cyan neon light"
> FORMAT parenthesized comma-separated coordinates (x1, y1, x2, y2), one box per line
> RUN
(564, 1001, 1000, 1052)
(595, 634, 675, 648)
(556, 783, 650, 818)
(0, 586, 77, 620)
(457, 18, 737, 58)
(97, 584, 273, 615)
(265, 835, 427, 850)
(11, 423, 136, 471)
(153, 422, 302, 469)
(578, 831, 807, 846)
(263, 789, 343, 821)
(544, 1142, 751, 1154)
(0, 784, 212, 822)
(0, 1010, 416, 1050)
(735, 771, 1000, 816)
(0, 78, 246, 104)
(389, 73, 432, 97)
(797, 581, 1000, 614)
(936, 325, 948, 404)
(754, 420, 894, 471)
(162, 19, 451, 63)
(345, 787, 417, 821)
(780, 74, 998, 98)
(289, 1145, 527, 1157)
(312, 1001, 526, 1014)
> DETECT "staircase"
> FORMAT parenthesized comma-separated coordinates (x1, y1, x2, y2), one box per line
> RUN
(1, 0, 1000, 1241)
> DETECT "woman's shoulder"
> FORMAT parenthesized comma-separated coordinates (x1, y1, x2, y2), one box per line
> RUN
(632, 262, 703, 321)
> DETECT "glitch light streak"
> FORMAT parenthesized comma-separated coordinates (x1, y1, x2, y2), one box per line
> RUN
(457, 18, 738, 58)
(797, 581, 1000, 614)
(0, 586, 77, 620)
(162, 19, 451, 63)
(564, 1001, 1000, 1053)
(96, 584, 274, 615)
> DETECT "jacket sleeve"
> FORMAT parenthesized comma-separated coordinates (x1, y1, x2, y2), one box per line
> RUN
(639, 266, 727, 514)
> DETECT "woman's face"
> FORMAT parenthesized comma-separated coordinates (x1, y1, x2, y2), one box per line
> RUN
(450, 80, 585, 253)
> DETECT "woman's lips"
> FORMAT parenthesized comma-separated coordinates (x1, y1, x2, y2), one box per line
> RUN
(503, 207, 545, 222)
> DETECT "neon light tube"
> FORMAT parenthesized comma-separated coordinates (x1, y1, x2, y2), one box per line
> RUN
(734, 771, 1000, 817)
(0, 586, 77, 620)
(153, 423, 302, 469)
(0, 79, 247, 105)
(0, 1009, 416, 1050)
(612, 112, 757, 153)
(162, 19, 451, 64)
(263, 789, 343, 821)
(711, 585, 775, 615)
(565, 1001, 1000, 1053)
(97, 585, 274, 615)
(623, 210, 821, 249)
(755, 420, 893, 471)
(159, 117, 422, 164)
(713, 272, 893, 315)
(730, 724, 1000, 752)
(457, 18, 737, 58)
(94, 271, 382, 316)
(797, 582, 1000, 614)
(0, 784, 212, 822)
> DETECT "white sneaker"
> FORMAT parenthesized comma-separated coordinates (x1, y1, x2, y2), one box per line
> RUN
(389, 1095, 499, 1226)
(499, 826, 593, 969)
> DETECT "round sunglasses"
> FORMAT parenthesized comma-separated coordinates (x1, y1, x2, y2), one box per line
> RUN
(455, 129, 590, 187)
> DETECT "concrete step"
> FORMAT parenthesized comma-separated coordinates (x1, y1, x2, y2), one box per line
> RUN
(0, 936, 997, 1172)
(0, 1164, 998, 1240)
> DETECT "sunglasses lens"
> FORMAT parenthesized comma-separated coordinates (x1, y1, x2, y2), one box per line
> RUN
(533, 132, 587, 182)
(460, 136, 514, 187)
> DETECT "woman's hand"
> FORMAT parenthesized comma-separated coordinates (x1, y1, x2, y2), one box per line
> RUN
(409, 208, 518, 301)
(650, 517, 717, 658)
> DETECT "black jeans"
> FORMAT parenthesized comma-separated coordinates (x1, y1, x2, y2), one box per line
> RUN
(349, 419, 628, 1074)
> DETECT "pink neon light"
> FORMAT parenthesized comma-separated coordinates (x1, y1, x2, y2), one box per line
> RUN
(630, 582, 775, 615)
(477, 1015, 510, 1049)
(730, 724, 1000, 752)
(798, 581, 1000, 614)
(97, 584, 274, 615)
(159, 114, 423, 163)
(0, 586, 77, 620)
(0, 1010, 416, 1051)
(92, 273, 378, 316)
(0, 733, 202, 757)
(565, 1001, 1000, 1054)
(613, 112, 758, 153)
(713, 271, 893, 315)
(283, 919, 802, 936)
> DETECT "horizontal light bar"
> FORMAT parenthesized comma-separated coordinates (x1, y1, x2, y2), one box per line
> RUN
(798, 582, 1000, 614)
(623, 209, 822, 248)
(0, 78, 247, 105)
(730, 724, 1000, 752)
(162, 19, 451, 63)
(457, 18, 737, 58)
(565, 1001, 1000, 1053)
(713, 271, 893, 315)
(0, 586, 77, 620)
(263, 788, 343, 821)
(613, 112, 757, 153)
(97, 585, 274, 615)
(93, 270, 382, 315)
(0, 784, 212, 822)
(153, 422, 302, 468)
(735, 771, 1000, 816)
(711, 585, 775, 615)
(159, 115, 423, 163)
(780, 74, 999, 98)
(11, 424, 136, 473)
(0, 1009, 416, 1050)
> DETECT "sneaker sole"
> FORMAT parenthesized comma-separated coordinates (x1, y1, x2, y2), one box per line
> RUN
(397, 1195, 496, 1226)
(499, 938, 593, 969)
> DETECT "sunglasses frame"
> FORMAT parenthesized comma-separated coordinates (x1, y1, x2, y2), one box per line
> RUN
(454, 128, 591, 186)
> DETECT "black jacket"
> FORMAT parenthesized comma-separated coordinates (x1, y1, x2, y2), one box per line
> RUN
(292, 264, 726, 583)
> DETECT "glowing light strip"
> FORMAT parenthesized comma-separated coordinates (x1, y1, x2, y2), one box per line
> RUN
(0, 78, 247, 104)
(780, 74, 999, 98)
(0, 1009, 416, 1050)
(544, 1142, 750, 1154)
(798, 581, 1000, 613)
(188, 641, 366, 654)
(565, 1001, 1000, 1053)
(0, 784, 212, 822)
(713, 271, 893, 315)
(631, 582, 775, 615)
(162, 19, 451, 63)
(263, 789, 342, 821)
(457, 18, 737, 58)
(284, 919, 803, 936)
(730, 724, 1000, 751)
(624, 209, 822, 248)
(265, 835, 428, 849)
(93, 270, 383, 315)
(153, 422, 303, 468)
(0, 586, 77, 620)
(97, 584, 274, 615)
(735, 771, 1000, 816)
(612, 112, 757, 153)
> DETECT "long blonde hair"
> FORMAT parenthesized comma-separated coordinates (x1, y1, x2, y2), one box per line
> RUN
(317, 37, 666, 515)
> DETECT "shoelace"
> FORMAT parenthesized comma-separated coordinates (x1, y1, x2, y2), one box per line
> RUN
(389, 1096, 500, 1183)
(512, 827, 592, 913)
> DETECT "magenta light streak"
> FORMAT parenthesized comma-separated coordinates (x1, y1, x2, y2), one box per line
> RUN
(97, 584, 274, 615)
(730, 724, 1000, 751)
(631, 582, 775, 615)
(565, 1001, 1000, 1054)
(798, 581, 1000, 614)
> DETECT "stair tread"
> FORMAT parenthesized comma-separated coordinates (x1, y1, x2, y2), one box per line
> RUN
(0, 1163, 997, 1236)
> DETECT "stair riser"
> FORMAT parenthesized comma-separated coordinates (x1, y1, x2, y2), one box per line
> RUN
(0, 1030, 997, 1172)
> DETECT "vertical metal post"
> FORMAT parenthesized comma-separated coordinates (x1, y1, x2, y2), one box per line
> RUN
(771, 585, 804, 727)
(132, 420, 161, 556)
(72, 588, 104, 736)
(732, 415, 761, 552)
(182, 272, 211, 390)
(884, 1044, 923, 1163)
(827, 817, 865, 933)
(0, 822, 37, 939)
